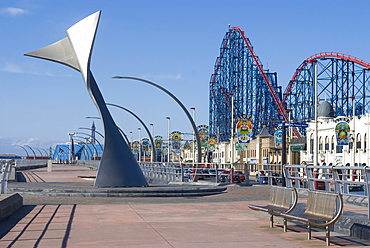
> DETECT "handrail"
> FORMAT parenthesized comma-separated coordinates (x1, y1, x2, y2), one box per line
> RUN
(0, 161, 13, 194)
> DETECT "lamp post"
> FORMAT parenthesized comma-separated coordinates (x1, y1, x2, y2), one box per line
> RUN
(150, 124, 154, 162)
(138, 128, 141, 162)
(227, 93, 235, 164)
(313, 61, 319, 167)
(190, 107, 196, 164)
(166, 117, 171, 163)
(68, 132, 75, 163)
(349, 96, 356, 167)
(130, 131, 133, 151)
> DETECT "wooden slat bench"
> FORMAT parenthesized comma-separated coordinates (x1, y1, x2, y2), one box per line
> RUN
(248, 186, 298, 228)
(280, 190, 343, 246)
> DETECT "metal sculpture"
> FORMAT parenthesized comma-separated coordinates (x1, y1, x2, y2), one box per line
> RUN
(25, 11, 148, 187)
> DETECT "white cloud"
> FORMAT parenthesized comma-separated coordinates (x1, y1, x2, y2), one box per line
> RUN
(0, 7, 28, 17)
(1, 62, 74, 77)
(1, 63, 24, 73)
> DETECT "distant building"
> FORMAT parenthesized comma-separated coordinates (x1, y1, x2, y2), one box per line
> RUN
(0, 154, 22, 160)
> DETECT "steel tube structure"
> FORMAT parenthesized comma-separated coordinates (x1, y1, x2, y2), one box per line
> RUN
(112, 76, 202, 163)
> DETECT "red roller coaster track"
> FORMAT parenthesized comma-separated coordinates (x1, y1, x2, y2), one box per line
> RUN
(284, 52, 370, 102)
(230, 27, 289, 123)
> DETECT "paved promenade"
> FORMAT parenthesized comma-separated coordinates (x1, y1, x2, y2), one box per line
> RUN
(1, 165, 370, 247)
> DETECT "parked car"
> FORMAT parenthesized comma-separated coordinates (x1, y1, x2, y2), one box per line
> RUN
(234, 171, 246, 181)
(219, 174, 241, 183)
(257, 176, 277, 185)
(341, 185, 364, 195)
(272, 173, 283, 183)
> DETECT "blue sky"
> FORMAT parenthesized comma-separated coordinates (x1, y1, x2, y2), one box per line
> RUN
(1, 0, 370, 155)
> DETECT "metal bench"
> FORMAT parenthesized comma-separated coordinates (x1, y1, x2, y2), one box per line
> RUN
(280, 190, 343, 246)
(248, 186, 298, 228)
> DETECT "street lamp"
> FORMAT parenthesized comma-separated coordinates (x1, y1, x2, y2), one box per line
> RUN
(68, 132, 75, 163)
(130, 131, 133, 151)
(150, 124, 154, 161)
(138, 128, 141, 162)
(190, 107, 196, 163)
(166, 117, 171, 162)
(227, 93, 235, 164)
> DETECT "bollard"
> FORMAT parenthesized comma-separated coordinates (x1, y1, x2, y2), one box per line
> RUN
(47, 159, 53, 172)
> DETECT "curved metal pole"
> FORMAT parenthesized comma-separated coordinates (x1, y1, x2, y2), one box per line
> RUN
(14, 145, 29, 157)
(78, 126, 130, 146)
(112, 76, 202, 163)
(107, 103, 157, 162)
(40, 148, 49, 156)
(24, 145, 36, 159)
(75, 131, 104, 152)
(115, 126, 132, 149)
(35, 148, 44, 156)
(78, 127, 104, 139)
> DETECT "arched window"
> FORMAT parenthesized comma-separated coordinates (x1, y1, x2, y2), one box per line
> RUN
(331, 135, 335, 150)
(310, 134, 314, 153)
(356, 133, 361, 150)
(349, 134, 353, 149)
(319, 137, 323, 151)
(325, 136, 329, 150)
(365, 134, 367, 152)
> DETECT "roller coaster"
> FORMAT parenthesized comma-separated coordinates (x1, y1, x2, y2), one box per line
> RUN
(209, 26, 370, 142)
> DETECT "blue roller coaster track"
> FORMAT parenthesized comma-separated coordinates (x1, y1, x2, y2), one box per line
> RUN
(209, 27, 370, 141)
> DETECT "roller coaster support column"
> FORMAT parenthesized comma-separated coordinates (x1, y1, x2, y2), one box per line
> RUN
(282, 122, 287, 187)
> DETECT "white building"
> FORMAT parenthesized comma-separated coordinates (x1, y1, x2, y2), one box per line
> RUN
(302, 101, 370, 166)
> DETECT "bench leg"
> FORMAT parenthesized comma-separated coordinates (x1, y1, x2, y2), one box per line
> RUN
(270, 214, 273, 228)
(308, 223, 311, 240)
(283, 218, 287, 232)
(326, 225, 330, 246)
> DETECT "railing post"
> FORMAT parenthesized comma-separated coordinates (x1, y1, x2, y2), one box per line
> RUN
(332, 167, 341, 193)
(364, 167, 370, 219)
(0, 163, 4, 193)
(306, 167, 314, 190)
(283, 165, 292, 187)
(244, 163, 250, 185)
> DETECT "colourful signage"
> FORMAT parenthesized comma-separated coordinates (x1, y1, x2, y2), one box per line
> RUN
(335, 121, 350, 146)
(236, 118, 252, 143)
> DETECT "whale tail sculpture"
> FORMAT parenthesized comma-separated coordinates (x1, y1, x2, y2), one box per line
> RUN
(25, 11, 148, 187)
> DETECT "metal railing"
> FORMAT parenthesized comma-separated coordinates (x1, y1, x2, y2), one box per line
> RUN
(139, 162, 250, 184)
(0, 161, 14, 194)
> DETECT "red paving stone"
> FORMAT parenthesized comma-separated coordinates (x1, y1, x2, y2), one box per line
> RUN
(1, 165, 370, 247)
(1, 202, 369, 247)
